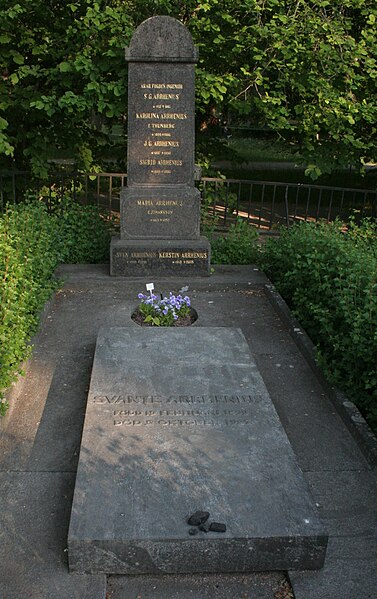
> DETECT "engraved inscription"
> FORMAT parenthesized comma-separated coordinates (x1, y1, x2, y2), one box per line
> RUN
(92, 394, 256, 427)
(92, 394, 255, 404)
(114, 250, 208, 266)
(136, 103, 187, 175)
(133, 198, 184, 224)
(128, 69, 193, 183)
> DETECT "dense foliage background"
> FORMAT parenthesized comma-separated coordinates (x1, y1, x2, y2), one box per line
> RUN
(1, 0, 376, 178)
(261, 219, 377, 431)
(0, 199, 110, 413)
(0, 2, 376, 428)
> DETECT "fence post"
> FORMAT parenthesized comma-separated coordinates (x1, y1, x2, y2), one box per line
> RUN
(284, 186, 290, 227)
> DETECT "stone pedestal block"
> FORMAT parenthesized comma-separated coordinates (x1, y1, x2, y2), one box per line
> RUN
(110, 236, 210, 277)
(120, 185, 201, 240)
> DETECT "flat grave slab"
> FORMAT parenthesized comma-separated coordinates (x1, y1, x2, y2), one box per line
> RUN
(68, 327, 327, 574)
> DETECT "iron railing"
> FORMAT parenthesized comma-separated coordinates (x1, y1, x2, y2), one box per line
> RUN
(1, 170, 376, 230)
(200, 177, 376, 229)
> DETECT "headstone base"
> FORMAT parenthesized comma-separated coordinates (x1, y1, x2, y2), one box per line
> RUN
(110, 236, 210, 276)
(120, 186, 201, 240)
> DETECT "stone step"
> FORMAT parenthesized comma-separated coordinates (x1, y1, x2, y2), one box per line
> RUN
(68, 327, 327, 574)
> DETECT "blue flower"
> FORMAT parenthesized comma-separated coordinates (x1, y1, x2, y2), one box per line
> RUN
(137, 288, 191, 326)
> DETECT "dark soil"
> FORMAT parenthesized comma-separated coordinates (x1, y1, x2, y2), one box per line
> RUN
(131, 307, 197, 327)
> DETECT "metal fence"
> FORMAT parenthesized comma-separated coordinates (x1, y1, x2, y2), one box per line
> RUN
(1, 170, 376, 230)
(200, 176, 376, 229)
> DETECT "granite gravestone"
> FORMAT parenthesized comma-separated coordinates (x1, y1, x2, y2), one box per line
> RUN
(68, 327, 327, 574)
(110, 16, 210, 276)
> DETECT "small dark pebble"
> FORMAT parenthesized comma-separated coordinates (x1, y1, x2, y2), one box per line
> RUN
(188, 527, 198, 536)
(187, 511, 210, 526)
(209, 522, 226, 533)
(199, 523, 209, 533)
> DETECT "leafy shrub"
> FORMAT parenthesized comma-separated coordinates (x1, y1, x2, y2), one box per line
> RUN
(0, 199, 110, 413)
(261, 219, 377, 431)
(211, 219, 259, 265)
(51, 199, 110, 264)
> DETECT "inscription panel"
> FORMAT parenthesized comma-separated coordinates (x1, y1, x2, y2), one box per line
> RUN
(127, 63, 195, 186)
(120, 186, 200, 240)
(110, 237, 210, 276)
(92, 394, 255, 427)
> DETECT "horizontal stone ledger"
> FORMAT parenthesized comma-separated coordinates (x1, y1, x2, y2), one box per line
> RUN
(110, 237, 211, 277)
(68, 327, 328, 574)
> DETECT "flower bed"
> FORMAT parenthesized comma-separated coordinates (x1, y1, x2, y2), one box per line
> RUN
(132, 290, 197, 327)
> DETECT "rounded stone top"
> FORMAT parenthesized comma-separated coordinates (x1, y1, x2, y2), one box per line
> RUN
(126, 16, 198, 62)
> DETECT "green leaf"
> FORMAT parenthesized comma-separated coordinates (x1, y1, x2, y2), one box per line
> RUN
(12, 52, 24, 65)
(9, 73, 19, 84)
(58, 62, 71, 72)
(30, 100, 45, 110)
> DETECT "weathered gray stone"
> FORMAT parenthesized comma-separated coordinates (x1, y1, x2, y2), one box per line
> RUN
(110, 236, 210, 277)
(107, 571, 287, 599)
(0, 472, 106, 599)
(290, 536, 377, 599)
(126, 15, 198, 63)
(68, 327, 327, 574)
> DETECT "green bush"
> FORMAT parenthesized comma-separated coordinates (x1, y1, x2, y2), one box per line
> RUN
(0, 199, 110, 413)
(211, 219, 259, 265)
(52, 199, 110, 264)
(261, 219, 377, 431)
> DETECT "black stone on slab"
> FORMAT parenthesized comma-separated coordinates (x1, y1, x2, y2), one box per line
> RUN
(199, 523, 210, 533)
(209, 523, 227, 533)
(187, 511, 210, 526)
(68, 327, 328, 574)
(110, 237, 210, 277)
(188, 528, 198, 536)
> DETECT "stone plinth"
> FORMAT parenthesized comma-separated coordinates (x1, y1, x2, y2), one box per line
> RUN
(110, 237, 210, 277)
(120, 186, 201, 240)
(68, 327, 328, 574)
